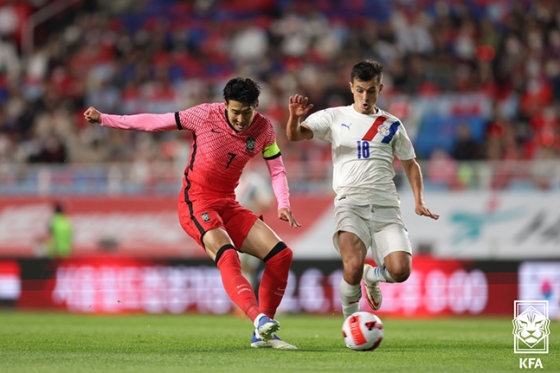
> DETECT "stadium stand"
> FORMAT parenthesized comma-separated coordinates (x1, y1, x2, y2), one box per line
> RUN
(0, 0, 559, 193)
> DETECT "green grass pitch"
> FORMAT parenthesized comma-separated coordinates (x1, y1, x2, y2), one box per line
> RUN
(0, 312, 558, 373)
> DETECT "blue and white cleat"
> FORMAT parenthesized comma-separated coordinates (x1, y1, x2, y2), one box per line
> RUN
(255, 314, 280, 342)
(250, 330, 297, 350)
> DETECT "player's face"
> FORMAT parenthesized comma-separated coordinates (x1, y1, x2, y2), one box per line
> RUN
(350, 77, 383, 115)
(225, 100, 257, 132)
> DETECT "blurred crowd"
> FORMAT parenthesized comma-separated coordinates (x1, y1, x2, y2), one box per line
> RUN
(0, 0, 559, 190)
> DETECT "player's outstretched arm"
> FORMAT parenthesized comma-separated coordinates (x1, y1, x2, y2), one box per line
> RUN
(286, 94, 314, 141)
(83, 106, 179, 132)
(401, 158, 439, 220)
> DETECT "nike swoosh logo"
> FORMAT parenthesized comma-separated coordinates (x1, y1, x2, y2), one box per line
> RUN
(372, 299, 380, 308)
(277, 288, 286, 292)
(211, 129, 221, 133)
(349, 300, 360, 304)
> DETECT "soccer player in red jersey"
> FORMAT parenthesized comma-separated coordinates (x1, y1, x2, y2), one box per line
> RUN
(84, 77, 300, 349)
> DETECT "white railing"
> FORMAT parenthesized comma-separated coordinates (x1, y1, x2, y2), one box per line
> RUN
(0, 160, 558, 196)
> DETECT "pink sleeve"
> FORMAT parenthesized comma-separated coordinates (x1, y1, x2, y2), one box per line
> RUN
(100, 112, 179, 132)
(265, 156, 291, 210)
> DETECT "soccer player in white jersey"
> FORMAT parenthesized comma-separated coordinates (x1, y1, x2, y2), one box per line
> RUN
(286, 60, 439, 320)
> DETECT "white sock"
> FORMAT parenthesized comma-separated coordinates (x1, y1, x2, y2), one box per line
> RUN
(366, 265, 395, 283)
(253, 313, 266, 328)
(339, 278, 362, 319)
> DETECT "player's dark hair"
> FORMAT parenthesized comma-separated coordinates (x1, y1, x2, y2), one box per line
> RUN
(351, 60, 383, 83)
(223, 77, 260, 107)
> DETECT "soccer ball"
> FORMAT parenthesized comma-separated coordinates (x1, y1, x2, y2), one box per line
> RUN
(342, 311, 384, 351)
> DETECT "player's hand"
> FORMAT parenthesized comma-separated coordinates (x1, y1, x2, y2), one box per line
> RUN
(288, 94, 314, 118)
(278, 208, 301, 228)
(83, 106, 102, 123)
(415, 204, 439, 220)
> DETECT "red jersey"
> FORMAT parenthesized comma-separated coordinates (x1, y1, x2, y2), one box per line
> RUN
(176, 102, 279, 198)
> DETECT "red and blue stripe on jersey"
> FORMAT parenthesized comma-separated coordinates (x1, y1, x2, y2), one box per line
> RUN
(361, 115, 401, 144)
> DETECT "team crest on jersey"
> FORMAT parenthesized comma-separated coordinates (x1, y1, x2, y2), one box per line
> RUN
(378, 123, 391, 136)
(201, 212, 210, 222)
(246, 138, 256, 152)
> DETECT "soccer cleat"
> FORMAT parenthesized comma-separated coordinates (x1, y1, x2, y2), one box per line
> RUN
(363, 264, 382, 310)
(251, 330, 297, 349)
(256, 314, 280, 342)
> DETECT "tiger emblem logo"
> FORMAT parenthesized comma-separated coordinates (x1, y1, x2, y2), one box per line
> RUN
(512, 305, 550, 349)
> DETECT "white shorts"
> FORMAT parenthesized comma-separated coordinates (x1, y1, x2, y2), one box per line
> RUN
(332, 199, 412, 267)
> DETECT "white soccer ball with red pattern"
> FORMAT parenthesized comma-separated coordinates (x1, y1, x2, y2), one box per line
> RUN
(342, 311, 384, 351)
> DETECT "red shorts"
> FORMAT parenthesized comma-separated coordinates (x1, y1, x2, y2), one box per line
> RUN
(178, 193, 259, 250)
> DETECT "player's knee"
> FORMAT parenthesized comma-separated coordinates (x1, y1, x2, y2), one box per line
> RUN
(277, 245, 293, 265)
(384, 251, 412, 283)
(263, 242, 292, 264)
(388, 264, 410, 283)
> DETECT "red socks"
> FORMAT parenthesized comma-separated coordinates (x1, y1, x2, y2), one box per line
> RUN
(216, 243, 293, 323)
(258, 246, 293, 318)
(216, 247, 260, 321)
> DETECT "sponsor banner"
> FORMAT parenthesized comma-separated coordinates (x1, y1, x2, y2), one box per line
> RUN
(518, 262, 560, 320)
(0, 260, 20, 306)
(2, 191, 558, 260)
(0, 197, 196, 258)
(399, 191, 560, 259)
(263, 191, 560, 260)
(283, 257, 517, 317)
(0, 196, 334, 259)
(15, 256, 516, 316)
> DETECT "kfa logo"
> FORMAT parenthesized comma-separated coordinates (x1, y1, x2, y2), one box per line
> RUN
(245, 138, 256, 152)
(512, 300, 550, 354)
(201, 212, 210, 222)
(519, 358, 543, 369)
(513, 300, 549, 369)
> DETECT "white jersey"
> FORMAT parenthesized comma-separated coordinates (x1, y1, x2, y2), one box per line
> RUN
(303, 105, 415, 207)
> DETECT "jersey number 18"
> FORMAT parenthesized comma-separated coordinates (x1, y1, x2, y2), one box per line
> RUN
(356, 141, 370, 159)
